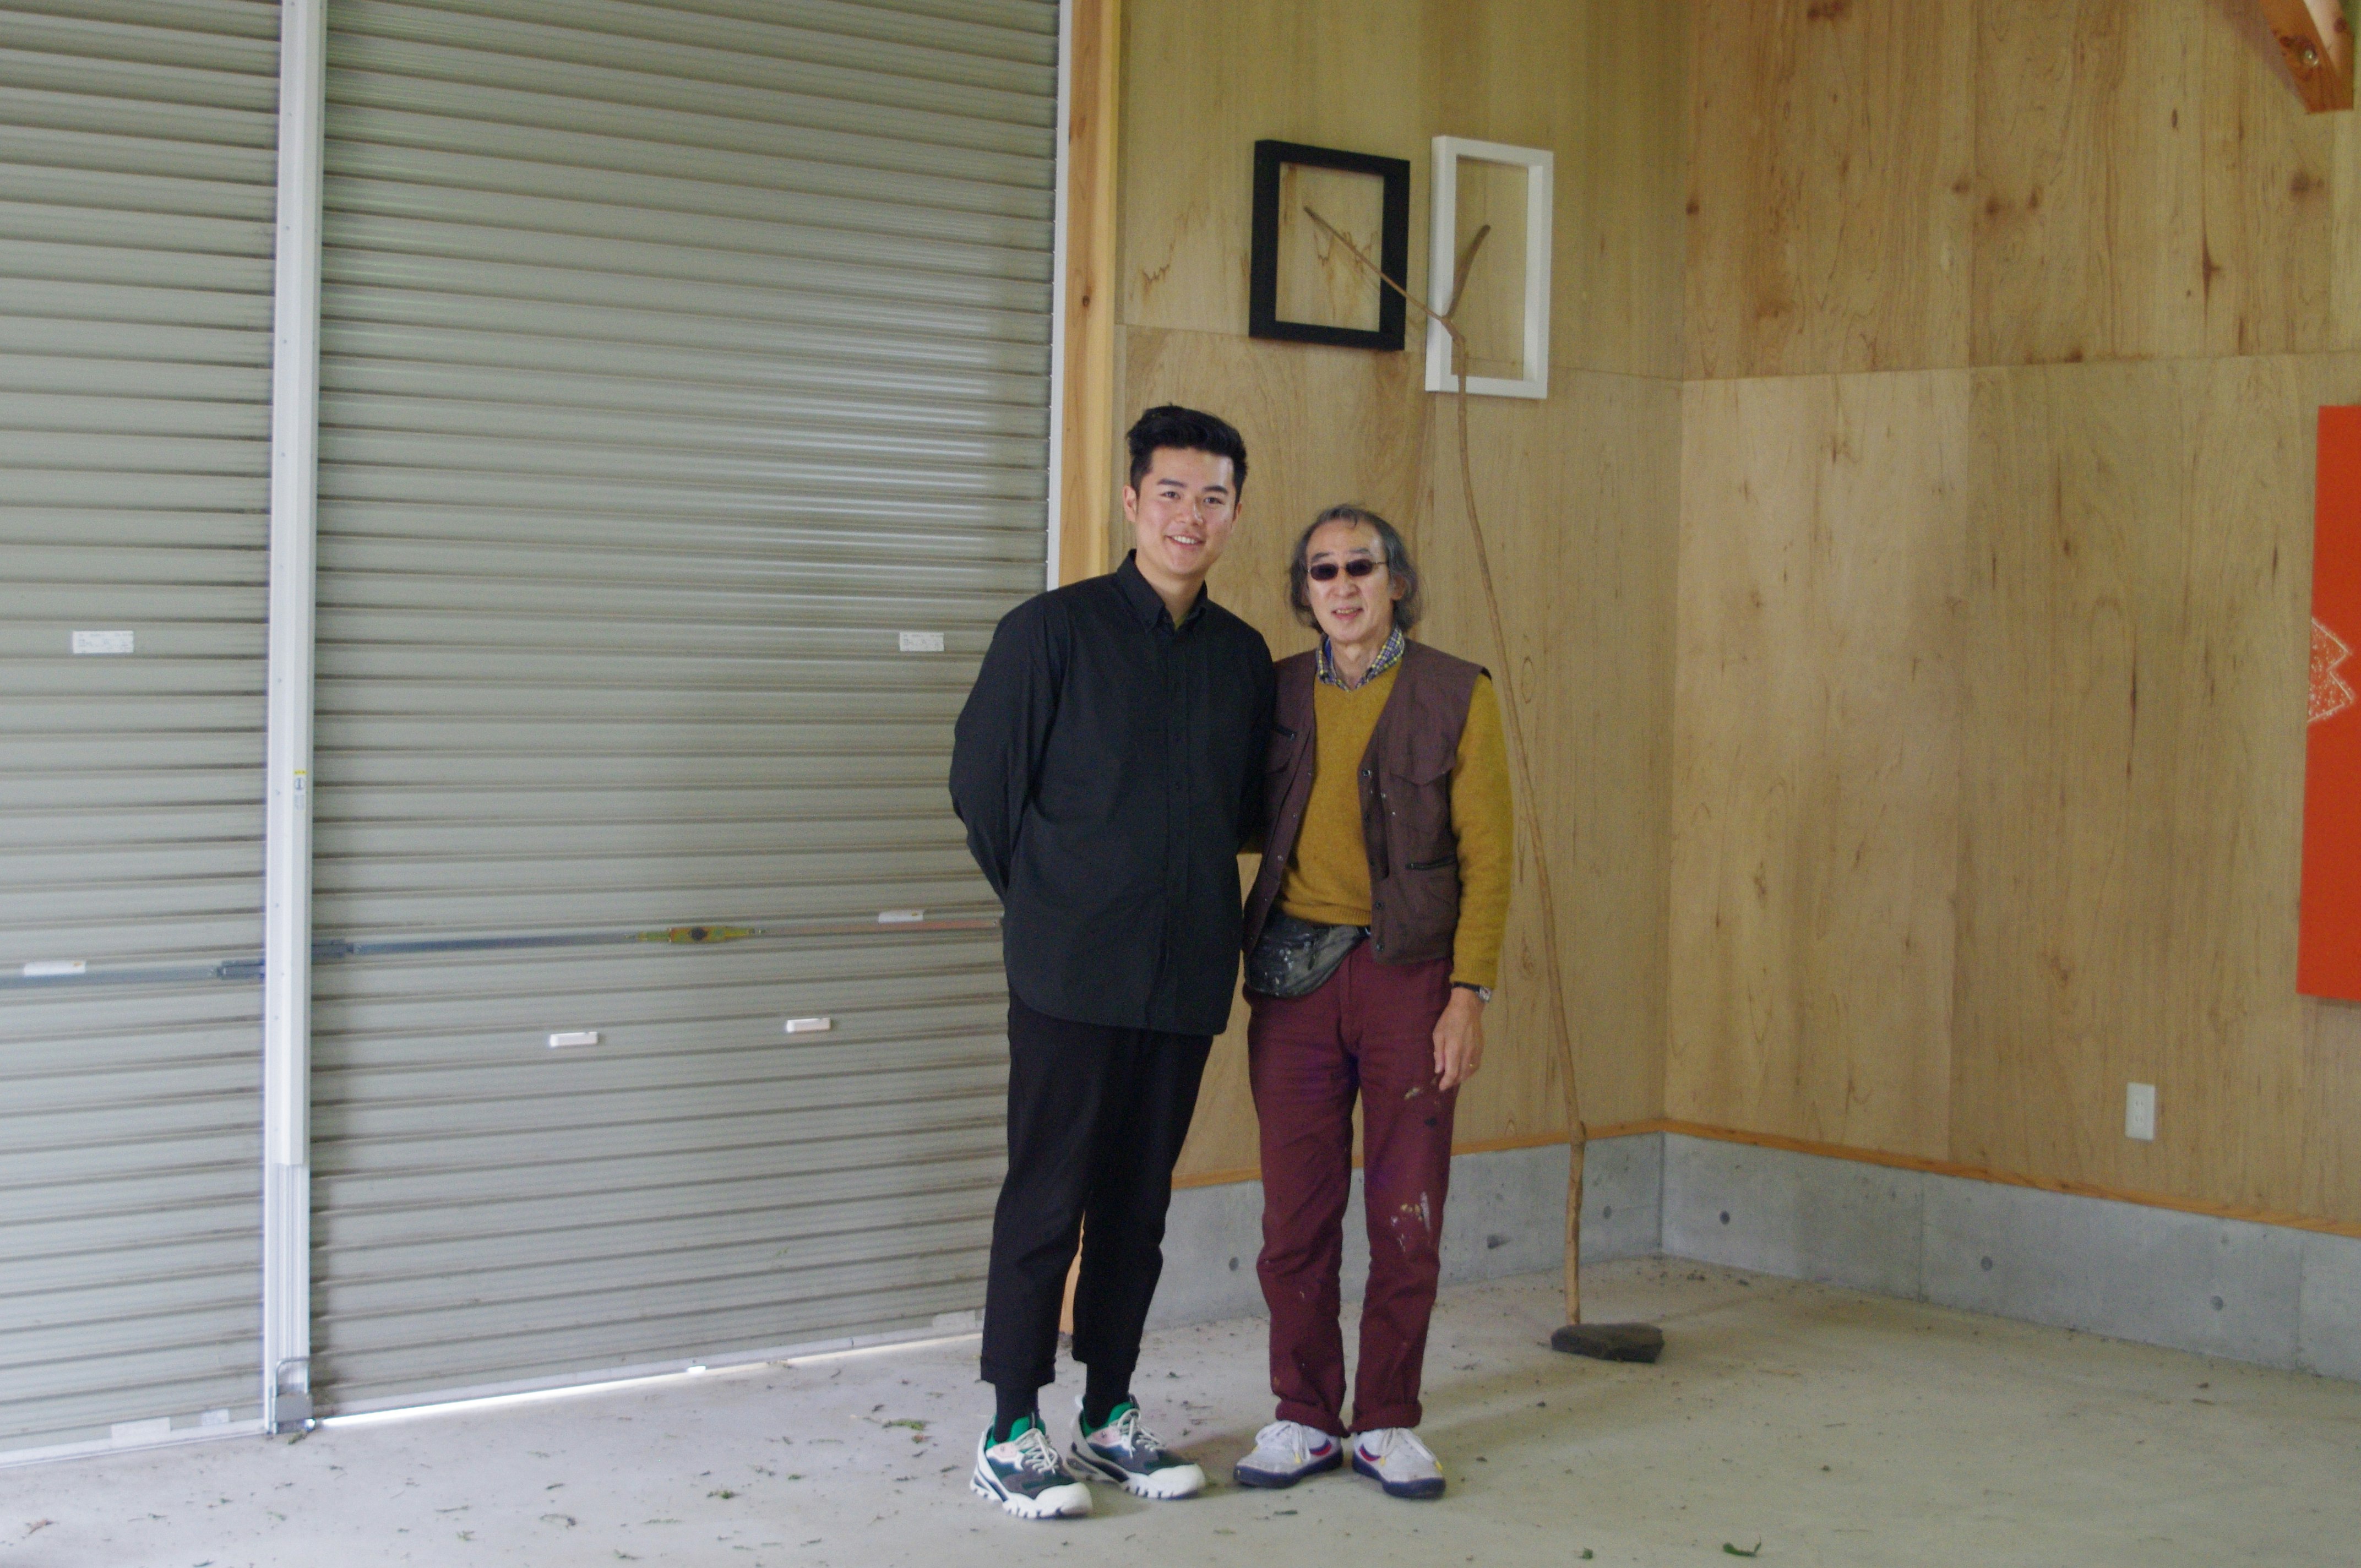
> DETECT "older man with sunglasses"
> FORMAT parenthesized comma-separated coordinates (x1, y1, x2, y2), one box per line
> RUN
(1231, 504, 1511, 1501)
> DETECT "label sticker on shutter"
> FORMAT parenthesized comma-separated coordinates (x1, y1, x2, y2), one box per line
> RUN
(784, 1016, 833, 1034)
(547, 1030, 600, 1048)
(23, 960, 85, 977)
(897, 631, 945, 652)
(878, 910, 925, 924)
(72, 630, 134, 655)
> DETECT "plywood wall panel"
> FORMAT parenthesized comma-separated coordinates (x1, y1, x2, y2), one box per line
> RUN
(1122, 0, 1688, 380)
(1969, 0, 2205, 367)
(1418, 373, 1683, 1146)
(1668, 372, 1970, 1158)
(1951, 356, 2323, 1211)
(2195, 11, 2337, 360)
(1684, 0, 1974, 380)
(1122, 0, 1429, 342)
(1433, 0, 1689, 380)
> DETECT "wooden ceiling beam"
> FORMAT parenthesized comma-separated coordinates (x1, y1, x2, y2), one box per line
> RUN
(2257, 0, 2354, 112)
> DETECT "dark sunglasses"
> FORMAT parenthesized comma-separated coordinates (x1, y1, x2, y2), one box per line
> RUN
(1306, 558, 1380, 582)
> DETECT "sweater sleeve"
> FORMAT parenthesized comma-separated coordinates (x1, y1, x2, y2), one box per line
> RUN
(1448, 673, 1514, 990)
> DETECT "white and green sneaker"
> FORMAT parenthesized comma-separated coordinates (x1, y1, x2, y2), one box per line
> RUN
(971, 1414, 1092, 1519)
(1065, 1397, 1206, 1500)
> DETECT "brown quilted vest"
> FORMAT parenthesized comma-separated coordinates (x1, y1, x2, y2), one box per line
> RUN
(1242, 639, 1485, 965)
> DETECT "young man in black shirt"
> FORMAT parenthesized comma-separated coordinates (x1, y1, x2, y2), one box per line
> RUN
(950, 406, 1275, 1517)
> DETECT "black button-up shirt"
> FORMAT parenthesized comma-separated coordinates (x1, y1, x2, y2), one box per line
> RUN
(950, 553, 1275, 1035)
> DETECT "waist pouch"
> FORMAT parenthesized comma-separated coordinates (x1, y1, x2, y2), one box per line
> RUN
(1246, 913, 1365, 999)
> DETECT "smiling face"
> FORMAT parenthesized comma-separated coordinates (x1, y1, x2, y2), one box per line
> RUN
(1122, 446, 1239, 596)
(1302, 518, 1402, 655)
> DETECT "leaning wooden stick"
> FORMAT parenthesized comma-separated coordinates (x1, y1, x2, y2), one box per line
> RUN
(1304, 207, 1661, 1360)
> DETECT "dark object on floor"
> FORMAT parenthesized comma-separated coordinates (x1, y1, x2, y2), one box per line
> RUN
(1550, 1323, 1666, 1363)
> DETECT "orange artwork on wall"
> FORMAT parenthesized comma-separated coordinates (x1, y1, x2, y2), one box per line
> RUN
(2300, 406, 2361, 1000)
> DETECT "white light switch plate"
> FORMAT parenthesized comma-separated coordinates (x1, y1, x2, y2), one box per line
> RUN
(2125, 1082, 2157, 1141)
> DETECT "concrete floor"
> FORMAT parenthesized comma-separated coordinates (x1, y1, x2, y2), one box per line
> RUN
(6, 1259, 2359, 1568)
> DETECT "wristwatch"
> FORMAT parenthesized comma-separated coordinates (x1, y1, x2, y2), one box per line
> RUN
(1451, 981, 1493, 1004)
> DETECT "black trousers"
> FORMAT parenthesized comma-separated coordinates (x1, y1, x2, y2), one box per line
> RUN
(979, 994, 1212, 1392)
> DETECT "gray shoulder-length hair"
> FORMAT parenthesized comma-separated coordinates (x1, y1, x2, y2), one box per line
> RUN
(1287, 504, 1423, 633)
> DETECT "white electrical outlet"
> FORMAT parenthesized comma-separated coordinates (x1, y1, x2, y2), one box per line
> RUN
(2125, 1082, 2157, 1141)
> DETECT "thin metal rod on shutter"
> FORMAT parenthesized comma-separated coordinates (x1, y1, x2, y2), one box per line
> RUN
(262, 0, 327, 1437)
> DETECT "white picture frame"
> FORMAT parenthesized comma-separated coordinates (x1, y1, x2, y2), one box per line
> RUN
(1424, 136, 1553, 400)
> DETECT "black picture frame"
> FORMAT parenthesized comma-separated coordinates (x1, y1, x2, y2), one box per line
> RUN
(1248, 139, 1411, 351)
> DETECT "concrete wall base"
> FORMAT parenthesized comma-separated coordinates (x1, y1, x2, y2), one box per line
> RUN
(1156, 1130, 2361, 1382)
(1660, 1131, 2361, 1381)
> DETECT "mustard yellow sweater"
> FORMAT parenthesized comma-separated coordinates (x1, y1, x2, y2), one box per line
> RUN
(1276, 666, 1513, 989)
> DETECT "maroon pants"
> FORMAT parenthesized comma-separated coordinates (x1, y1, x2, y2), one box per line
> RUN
(1248, 944, 1456, 1436)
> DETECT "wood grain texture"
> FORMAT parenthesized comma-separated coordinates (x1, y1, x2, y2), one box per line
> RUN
(1684, 0, 1975, 379)
(1274, 162, 1390, 334)
(1672, 0, 2361, 1228)
(1691, 0, 2347, 377)
(2196, 5, 2338, 358)
(1668, 372, 1971, 1158)
(1952, 354, 2346, 1218)
(1117, 330, 1682, 1181)
(1446, 155, 1536, 381)
(1970, 0, 2206, 366)
(1057, 0, 1122, 585)
(1418, 369, 1683, 1151)
(1122, 0, 1687, 379)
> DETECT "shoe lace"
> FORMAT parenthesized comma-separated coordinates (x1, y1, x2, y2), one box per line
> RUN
(1254, 1419, 1315, 1457)
(1364, 1426, 1436, 1466)
(1102, 1404, 1163, 1454)
(1006, 1422, 1064, 1476)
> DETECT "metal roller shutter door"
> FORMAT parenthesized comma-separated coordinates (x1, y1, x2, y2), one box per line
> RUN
(0, 0, 278, 1455)
(306, 0, 1056, 1409)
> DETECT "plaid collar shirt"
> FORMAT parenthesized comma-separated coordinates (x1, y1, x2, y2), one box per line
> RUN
(1316, 625, 1405, 691)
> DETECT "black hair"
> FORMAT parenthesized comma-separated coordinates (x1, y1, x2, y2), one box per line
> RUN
(1288, 504, 1422, 633)
(1125, 404, 1248, 497)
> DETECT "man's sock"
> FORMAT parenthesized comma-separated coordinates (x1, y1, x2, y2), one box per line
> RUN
(991, 1384, 1038, 1445)
(1081, 1365, 1135, 1433)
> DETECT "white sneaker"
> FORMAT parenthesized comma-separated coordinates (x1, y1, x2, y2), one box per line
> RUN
(971, 1417, 1092, 1519)
(1065, 1397, 1205, 1499)
(1351, 1426, 1445, 1499)
(1233, 1419, 1345, 1489)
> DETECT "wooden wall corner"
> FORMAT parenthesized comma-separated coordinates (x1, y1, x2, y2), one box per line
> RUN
(1057, 0, 1123, 587)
